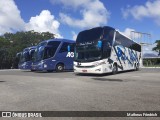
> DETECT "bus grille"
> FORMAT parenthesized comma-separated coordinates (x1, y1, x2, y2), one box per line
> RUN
(75, 65, 95, 68)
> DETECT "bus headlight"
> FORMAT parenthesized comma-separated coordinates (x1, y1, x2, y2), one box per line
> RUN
(44, 64, 47, 68)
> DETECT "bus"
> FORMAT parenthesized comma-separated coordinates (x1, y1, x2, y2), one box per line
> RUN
(12, 52, 22, 69)
(31, 39, 75, 72)
(73, 26, 141, 74)
(19, 46, 36, 70)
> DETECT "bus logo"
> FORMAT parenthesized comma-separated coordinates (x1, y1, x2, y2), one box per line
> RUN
(2, 112, 11, 117)
(66, 52, 74, 58)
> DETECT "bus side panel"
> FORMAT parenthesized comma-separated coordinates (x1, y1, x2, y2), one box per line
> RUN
(54, 52, 74, 70)
(111, 45, 141, 71)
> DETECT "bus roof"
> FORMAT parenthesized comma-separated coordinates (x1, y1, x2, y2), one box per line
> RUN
(99, 26, 140, 46)
(84, 26, 115, 31)
(78, 26, 140, 46)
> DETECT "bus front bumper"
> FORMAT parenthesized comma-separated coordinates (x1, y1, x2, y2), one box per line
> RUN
(73, 61, 113, 74)
(31, 61, 53, 71)
(74, 66, 111, 74)
(19, 62, 32, 70)
(31, 63, 44, 71)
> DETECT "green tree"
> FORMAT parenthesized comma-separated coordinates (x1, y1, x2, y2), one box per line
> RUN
(152, 40, 160, 56)
(0, 30, 56, 69)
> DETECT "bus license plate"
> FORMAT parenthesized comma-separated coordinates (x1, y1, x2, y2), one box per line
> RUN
(82, 70, 87, 72)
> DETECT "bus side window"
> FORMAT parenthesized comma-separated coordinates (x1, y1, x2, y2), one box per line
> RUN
(70, 43, 75, 52)
(59, 42, 70, 53)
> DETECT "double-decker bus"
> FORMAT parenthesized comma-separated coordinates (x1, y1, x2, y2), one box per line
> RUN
(31, 39, 75, 72)
(73, 26, 141, 74)
(19, 46, 36, 70)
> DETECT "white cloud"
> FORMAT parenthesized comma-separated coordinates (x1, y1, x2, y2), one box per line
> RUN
(121, 28, 157, 55)
(25, 10, 62, 38)
(122, 0, 160, 25)
(71, 31, 77, 40)
(0, 0, 25, 35)
(121, 28, 140, 41)
(121, 28, 135, 38)
(0, 0, 62, 37)
(50, 0, 89, 9)
(51, 0, 110, 29)
(121, 28, 152, 44)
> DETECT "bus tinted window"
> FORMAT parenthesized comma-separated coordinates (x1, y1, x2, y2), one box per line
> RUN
(43, 41, 61, 59)
(48, 41, 61, 47)
(59, 42, 70, 53)
(115, 32, 141, 52)
(70, 43, 75, 52)
(43, 47, 55, 59)
(76, 27, 103, 43)
(60, 42, 75, 53)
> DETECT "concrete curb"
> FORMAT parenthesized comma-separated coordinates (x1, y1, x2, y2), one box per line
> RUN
(141, 67, 160, 68)
(0, 69, 20, 71)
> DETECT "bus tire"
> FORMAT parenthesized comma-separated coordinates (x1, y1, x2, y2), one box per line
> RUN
(56, 63, 64, 72)
(31, 69, 35, 72)
(112, 64, 118, 75)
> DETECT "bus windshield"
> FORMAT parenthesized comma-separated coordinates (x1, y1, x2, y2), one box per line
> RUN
(30, 50, 35, 61)
(33, 46, 44, 62)
(75, 27, 103, 62)
(76, 27, 103, 43)
(75, 26, 115, 62)
(75, 45, 102, 62)
(20, 51, 30, 63)
(33, 41, 61, 62)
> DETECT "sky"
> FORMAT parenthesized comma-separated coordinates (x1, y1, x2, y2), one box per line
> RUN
(0, 0, 160, 54)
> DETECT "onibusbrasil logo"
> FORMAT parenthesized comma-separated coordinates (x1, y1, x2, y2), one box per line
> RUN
(1, 112, 42, 118)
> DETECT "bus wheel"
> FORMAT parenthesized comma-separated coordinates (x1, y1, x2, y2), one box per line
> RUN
(112, 64, 118, 75)
(56, 63, 64, 72)
(31, 69, 35, 72)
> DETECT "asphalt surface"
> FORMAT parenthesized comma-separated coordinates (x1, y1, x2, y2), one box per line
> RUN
(0, 68, 160, 120)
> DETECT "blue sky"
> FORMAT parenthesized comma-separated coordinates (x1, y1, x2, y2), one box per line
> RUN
(0, 0, 160, 54)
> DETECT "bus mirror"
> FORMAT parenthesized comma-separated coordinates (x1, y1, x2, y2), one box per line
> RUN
(97, 41, 102, 48)
(67, 45, 70, 52)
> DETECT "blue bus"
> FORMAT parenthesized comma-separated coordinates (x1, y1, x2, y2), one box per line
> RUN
(19, 46, 36, 70)
(31, 39, 75, 72)
(15, 52, 22, 69)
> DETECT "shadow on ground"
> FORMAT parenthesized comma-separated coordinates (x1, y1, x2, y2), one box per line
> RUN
(75, 70, 137, 77)
(92, 78, 123, 82)
(0, 81, 6, 82)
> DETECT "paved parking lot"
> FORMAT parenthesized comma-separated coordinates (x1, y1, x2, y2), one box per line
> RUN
(0, 68, 160, 119)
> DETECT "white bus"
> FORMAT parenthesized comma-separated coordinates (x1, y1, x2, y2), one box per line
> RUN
(73, 26, 141, 74)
